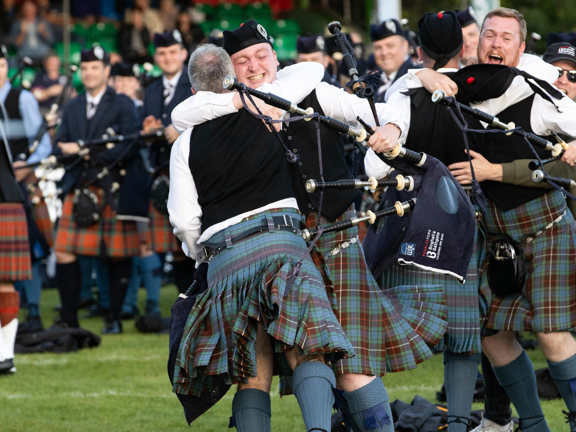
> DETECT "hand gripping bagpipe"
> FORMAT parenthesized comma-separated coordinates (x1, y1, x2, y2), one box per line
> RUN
(431, 90, 576, 198)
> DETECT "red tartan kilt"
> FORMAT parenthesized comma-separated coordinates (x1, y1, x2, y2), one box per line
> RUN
(147, 202, 180, 253)
(32, 199, 54, 247)
(54, 192, 140, 257)
(0, 203, 32, 281)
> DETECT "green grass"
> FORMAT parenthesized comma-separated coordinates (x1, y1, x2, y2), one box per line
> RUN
(2, 286, 569, 431)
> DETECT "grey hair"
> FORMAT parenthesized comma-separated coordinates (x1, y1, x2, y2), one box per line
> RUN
(187, 44, 235, 93)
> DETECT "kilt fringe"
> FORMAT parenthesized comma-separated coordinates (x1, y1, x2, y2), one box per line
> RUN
(307, 207, 448, 376)
(174, 236, 354, 397)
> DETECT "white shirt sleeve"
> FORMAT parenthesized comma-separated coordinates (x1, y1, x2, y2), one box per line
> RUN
(167, 128, 204, 261)
(517, 53, 559, 84)
(314, 82, 408, 139)
(171, 91, 237, 132)
(531, 93, 576, 139)
(364, 148, 394, 179)
(171, 62, 325, 131)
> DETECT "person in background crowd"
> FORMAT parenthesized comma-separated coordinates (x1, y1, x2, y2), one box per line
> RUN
(158, 0, 178, 32)
(141, 30, 194, 297)
(118, 7, 153, 65)
(9, 0, 54, 66)
(52, 46, 140, 334)
(456, 7, 480, 66)
(369, 18, 420, 102)
(175, 9, 205, 54)
(134, 0, 163, 39)
(296, 34, 340, 87)
(31, 51, 68, 117)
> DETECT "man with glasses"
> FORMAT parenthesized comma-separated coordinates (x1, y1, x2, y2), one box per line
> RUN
(544, 42, 576, 101)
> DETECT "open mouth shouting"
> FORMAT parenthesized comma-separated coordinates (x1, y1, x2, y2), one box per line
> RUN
(487, 53, 503, 64)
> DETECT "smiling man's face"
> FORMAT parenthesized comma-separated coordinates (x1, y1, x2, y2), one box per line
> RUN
(230, 42, 279, 89)
(478, 15, 525, 67)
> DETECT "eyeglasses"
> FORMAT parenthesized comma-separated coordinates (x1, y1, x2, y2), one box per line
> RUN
(555, 66, 576, 83)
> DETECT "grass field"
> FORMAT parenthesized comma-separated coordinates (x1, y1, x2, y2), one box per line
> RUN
(2, 284, 569, 431)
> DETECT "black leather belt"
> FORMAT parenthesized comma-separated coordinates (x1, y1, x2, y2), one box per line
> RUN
(201, 214, 301, 261)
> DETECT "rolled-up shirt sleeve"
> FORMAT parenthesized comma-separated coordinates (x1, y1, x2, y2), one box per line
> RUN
(168, 128, 203, 260)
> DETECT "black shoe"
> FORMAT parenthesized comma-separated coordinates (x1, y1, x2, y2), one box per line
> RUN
(102, 319, 123, 335)
(19, 315, 44, 334)
(0, 359, 16, 375)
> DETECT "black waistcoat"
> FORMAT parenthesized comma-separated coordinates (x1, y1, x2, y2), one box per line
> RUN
(404, 81, 484, 166)
(284, 90, 359, 221)
(189, 110, 294, 233)
(4, 88, 29, 160)
(481, 94, 551, 210)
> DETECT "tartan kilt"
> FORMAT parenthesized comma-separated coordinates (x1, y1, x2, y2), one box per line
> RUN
(307, 206, 448, 376)
(147, 202, 180, 253)
(173, 209, 354, 397)
(482, 190, 576, 332)
(0, 203, 32, 281)
(54, 191, 140, 258)
(380, 226, 488, 355)
(31, 198, 54, 248)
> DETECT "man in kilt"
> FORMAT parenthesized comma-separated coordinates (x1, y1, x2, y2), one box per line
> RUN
(168, 44, 356, 432)
(364, 12, 488, 432)
(0, 45, 52, 333)
(419, 8, 576, 432)
(172, 20, 448, 432)
(141, 30, 195, 296)
(0, 133, 32, 374)
(53, 46, 141, 334)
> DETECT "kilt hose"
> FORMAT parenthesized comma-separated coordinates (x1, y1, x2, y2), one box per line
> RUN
(481, 190, 576, 333)
(173, 209, 355, 397)
(0, 203, 32, 281)
(380, 226, 489, 355)
(54, 191, 139, 258)
(306, 206, 448, 376)
(147, 203, 180, 253)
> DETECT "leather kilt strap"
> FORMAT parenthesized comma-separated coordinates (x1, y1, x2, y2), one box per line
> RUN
(200, 214, 301, 261)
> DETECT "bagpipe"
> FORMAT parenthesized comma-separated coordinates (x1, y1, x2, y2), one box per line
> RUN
(9, 57, 33, 87)
(13, 130, 164, 172)
(432, 89, 576, 196)
(222, 75, 368, 143)
(305, 174, 416, 194)
(222, 74, 475, 281)
(431, 89, 568, 157)
(302, 199, 416, 241)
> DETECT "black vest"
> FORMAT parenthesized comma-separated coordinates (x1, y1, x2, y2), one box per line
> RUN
(284, 90, 360, 221)
(404, 81, 484, 165)
(481, 94, 551, 210)
(4, 88, 29, 160)
(189, 110, 294, 233)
